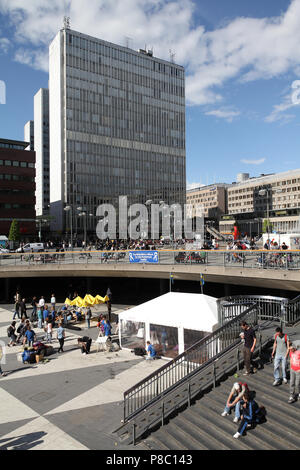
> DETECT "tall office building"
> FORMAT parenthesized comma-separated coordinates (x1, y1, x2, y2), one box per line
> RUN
(33, 88, 50, 216)
(24, 120, 34, 151)
(49, 26, 186, 234)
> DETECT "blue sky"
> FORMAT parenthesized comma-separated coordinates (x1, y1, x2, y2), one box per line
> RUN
(1, 0, 300, 188)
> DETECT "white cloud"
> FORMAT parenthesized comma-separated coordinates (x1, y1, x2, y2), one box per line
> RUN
(240, 158, 266, 165)
(0, 37, 10, 53)
(2, 0, 300, 105)
(265, 86, 298, 123)
(205, 108, 240, 122)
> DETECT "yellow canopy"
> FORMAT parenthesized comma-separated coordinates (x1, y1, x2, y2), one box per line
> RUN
(64, 294, 109, 308)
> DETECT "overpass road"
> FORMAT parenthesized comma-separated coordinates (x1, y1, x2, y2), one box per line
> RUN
(1, 250, 300, 291)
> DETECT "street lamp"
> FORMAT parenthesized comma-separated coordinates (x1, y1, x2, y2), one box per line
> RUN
(78, 211, 87, 247)
(258, 187, 282, 241)
(64, 205, 73, 249)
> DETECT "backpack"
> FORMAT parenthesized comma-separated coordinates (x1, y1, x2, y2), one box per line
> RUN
(133, 347, 146, 356)
(7, 326, 13, 337)
(239, 381, 249, 392)
(275, 333, 288, 345)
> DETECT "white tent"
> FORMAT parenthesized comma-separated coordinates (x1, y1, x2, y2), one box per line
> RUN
(118, 292, 218, 358)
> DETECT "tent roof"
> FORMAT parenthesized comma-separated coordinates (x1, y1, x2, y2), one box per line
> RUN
(119, 292, 218, 332)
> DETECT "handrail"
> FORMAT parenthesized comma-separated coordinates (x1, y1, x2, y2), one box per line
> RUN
(123, 303, 258, 421)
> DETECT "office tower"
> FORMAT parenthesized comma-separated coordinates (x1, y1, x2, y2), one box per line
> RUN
(33, 88, 50, 216)
(49, 26, 186, 235)
(24, 120, 34, 151)
(0, 138, 36, 237)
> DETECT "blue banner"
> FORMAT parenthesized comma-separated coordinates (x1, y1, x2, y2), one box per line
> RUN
(129, 251, 159, 264)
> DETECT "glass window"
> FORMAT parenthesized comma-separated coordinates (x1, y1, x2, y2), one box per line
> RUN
(20, 162, 27, 168)
(13, 161, 19, 167)
(5, 160, 11, 166)
(149, 324, 178, 358)
(120, 320, 145, 349)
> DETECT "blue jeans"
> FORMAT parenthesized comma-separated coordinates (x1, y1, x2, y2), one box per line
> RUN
(274, 354, 287, 380)
(224, 399, 241, 419)
(86, 319, 90, 329)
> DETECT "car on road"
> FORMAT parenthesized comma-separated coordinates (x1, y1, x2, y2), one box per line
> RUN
(16, 243, 45, 253)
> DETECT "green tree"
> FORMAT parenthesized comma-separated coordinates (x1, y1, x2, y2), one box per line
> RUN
(8, 219, 20, 241)
(262, 219, 273, 234)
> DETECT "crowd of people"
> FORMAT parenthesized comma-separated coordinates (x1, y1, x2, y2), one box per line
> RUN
(221, 321, 300, 439)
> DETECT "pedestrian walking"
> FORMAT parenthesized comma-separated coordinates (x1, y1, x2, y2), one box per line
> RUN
(31, 296, 38, 321)
(13, 291, 21, 319)
(23, 326, 36, 348)
(0, 343, 6, 377)
(271, 327, 290, 386)
(37, 306, 43, 329)
(57, 323, 65, 353)
(51, 293, 56, 310)
(240, 321, 257, 375)
(86, 307, 92, 329)
(287, 343, 300, 404)
(7, 321, 17, 347)
(19, 298, 27, 319)
(45, 319, 53, 343)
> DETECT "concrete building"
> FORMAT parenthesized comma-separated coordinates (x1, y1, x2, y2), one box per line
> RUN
(33, 88, 50, 216)
(49, 26, 186, 236)
(186, 184, 228, 219)
(220, 170, 300, 236)
(24, 120, 34, 151)
(0, 138, 36, 238)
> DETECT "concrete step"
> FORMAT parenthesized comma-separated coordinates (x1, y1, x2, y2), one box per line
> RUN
(176, 409, 252, 450)
(146, 427, 188, 450)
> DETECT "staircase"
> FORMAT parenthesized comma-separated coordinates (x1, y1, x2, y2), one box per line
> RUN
(141, 346, 300, 450)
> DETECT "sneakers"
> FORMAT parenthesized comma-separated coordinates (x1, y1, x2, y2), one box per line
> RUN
(233, 417, 239, 423)
(273, 380, 280, 386)
(221, 411, 229, 417)
(283, 378, 288, 384)
(288, 396, 296, 404)
(233, 432, 241, 439)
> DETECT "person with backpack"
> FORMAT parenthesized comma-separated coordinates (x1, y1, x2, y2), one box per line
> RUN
(16, 318, 27, 343)
(221, 382, 249, 423)
(271, 327, 290, 386)
(287, 343, 300, 404)
(233, 391, 262, 439)
(7, 321, 17, 347)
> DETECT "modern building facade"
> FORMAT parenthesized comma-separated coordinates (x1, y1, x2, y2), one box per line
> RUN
(186, 184, 228, 219)
(49, 27, 186, 235)
(0, 138, 36, 237)
(33, 88, 50, 216)
(24, 121, 34, 151)
(219, 170, 300, 235)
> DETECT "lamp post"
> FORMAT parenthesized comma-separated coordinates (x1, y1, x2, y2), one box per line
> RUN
(258, 188, 282, 241)
(78, 211, 86, 247)
(64, 205, 73, 249)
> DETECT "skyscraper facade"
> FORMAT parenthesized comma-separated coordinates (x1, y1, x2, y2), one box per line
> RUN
(49, 27, 186, 235)
(34, 88, 50, 216)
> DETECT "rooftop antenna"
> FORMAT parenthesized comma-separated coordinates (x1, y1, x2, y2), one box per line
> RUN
(63, 16, 70, 30)
(169, 49, 176, 63)
(125, 36, 132, 49)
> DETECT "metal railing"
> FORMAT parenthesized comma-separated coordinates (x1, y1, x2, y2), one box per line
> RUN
(1, 248, 300, 271)
(123, 304, 259, 422)
(217, 294, 300, 326)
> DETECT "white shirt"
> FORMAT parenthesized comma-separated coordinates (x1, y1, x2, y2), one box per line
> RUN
(51, 297, 56, 304)
(39, 298, 45, 307)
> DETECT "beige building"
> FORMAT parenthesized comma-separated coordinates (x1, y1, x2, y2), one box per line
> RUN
(186, 184, 228, 218)
(220, 169, 300, 235)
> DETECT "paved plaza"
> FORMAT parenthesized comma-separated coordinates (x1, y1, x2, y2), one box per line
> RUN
(0, 304, 163, 450)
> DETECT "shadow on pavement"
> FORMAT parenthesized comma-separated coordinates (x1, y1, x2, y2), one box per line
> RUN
(0, 431, 47, 450)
